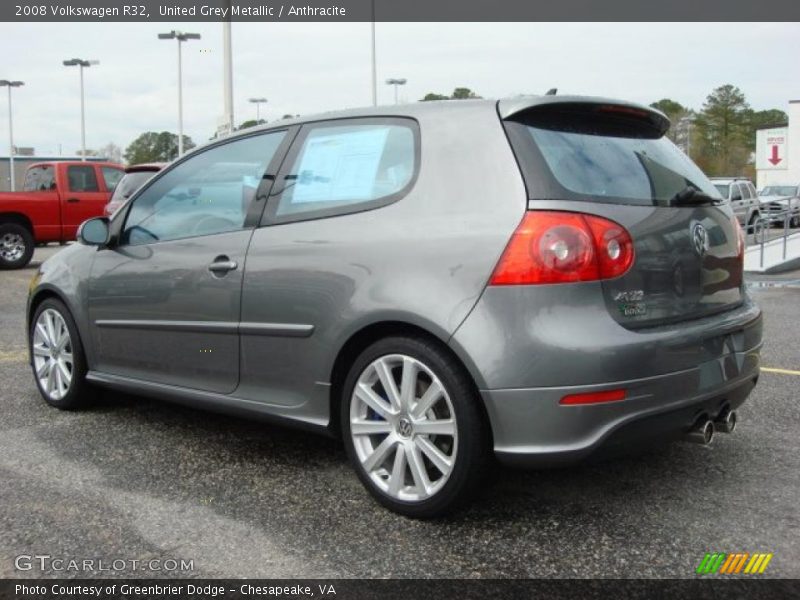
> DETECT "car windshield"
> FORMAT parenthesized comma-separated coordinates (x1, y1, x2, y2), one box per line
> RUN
(761, 186, 796, 197)
(714, 184, 730, 198)
(109, 171, 159, 204)
(524, 124, 721, 207)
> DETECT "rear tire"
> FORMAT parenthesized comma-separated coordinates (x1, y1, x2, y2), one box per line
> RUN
(341, 335, 491, 518)
(30, 298, 95, 410)
(0, 223, 34, 269)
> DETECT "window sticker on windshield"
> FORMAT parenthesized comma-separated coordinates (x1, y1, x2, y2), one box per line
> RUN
(291, 127, 390, 204)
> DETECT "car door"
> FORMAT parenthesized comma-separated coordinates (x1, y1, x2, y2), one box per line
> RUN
(61, 164, 110, 237)
(730, 183, 745, 223)
(87, 129, 292, 393)
(237, 118, 420, 408)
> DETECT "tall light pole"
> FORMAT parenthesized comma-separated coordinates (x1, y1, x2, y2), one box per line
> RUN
(222, 11, 234, 135)
(385, 78, 407, 104)
(0, 80, 23, 191)
(62, 59, 98, 161)
(248, 98, 267, 122)
(370, 0, 377, 106)
(158, 31, 200, 157)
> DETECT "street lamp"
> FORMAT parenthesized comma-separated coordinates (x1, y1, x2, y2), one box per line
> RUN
(62, 59, 99, 162)
(385, 78, 407, 105)
(0, 80, 23, 191)
(248, 97, 268, 122)
(158, 30, 201, 157)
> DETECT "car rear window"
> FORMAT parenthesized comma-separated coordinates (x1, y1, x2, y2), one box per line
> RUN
(504, 105, 721, 207)
(109, 171, 158, 204)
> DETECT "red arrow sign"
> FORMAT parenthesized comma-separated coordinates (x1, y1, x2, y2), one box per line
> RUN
(768, 145, 782, 165)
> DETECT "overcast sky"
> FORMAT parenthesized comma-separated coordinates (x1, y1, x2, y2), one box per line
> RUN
(0, 22, 797, 157)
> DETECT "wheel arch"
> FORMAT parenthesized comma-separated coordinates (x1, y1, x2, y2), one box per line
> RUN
(0, 212, 34, 233)
(327, 319, 491, 443)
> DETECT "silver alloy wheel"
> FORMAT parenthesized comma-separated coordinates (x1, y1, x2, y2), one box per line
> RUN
(350, 354, 458, 502)
(0, 232, 25, 262)
(32, 309, 74, 401)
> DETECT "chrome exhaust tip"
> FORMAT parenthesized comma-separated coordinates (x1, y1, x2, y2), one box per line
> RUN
(684, 418, 715, 445)
(715, 409, 737, 434)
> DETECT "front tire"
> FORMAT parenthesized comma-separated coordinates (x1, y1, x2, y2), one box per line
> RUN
(341, 335, 491, 518)
(30, 298, 95, 410)
(0, 223, 34, 269)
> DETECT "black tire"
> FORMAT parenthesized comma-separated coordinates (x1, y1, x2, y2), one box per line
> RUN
(341, 335, 492, 518)
(29, 298, 96, 410)
(0, 222, 34, 270)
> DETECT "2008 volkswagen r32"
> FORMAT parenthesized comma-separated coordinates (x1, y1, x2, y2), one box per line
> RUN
(27, 96, 762, 517)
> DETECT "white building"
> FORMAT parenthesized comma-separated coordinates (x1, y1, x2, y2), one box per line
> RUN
(755, 100, 800, 189)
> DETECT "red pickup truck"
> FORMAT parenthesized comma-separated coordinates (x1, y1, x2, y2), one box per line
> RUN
(0, 160, 124, 269)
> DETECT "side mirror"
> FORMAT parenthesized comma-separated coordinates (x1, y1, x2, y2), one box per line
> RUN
(77, 217, 110, 246)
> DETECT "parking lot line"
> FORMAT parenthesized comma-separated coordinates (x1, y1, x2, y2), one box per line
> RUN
(762, 367, 800, 376)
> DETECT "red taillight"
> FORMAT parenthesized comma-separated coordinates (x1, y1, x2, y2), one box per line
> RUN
(489, 211, 635, 285)
(560, 388, 627, 405)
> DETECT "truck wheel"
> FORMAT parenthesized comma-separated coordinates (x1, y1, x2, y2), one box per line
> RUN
(0, 223, 34, 270)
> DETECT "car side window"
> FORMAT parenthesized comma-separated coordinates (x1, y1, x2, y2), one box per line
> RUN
(122, 131, 286, 246)
(730, 185, 742, 201)
(740, 183, 752, 199)
(271, 119, 417, 221)
(101, 167, 125, 192)
(22, 166, 56, 191)
(67, 165, 100, 192)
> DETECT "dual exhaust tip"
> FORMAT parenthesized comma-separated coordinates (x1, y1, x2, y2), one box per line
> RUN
(683, 409, 737, 445)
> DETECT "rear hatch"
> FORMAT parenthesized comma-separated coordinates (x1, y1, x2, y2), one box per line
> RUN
(500, 97, 744, 329)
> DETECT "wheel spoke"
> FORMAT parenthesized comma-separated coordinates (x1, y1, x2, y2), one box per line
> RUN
(374, 358, 401, 411)
(387, 444, 407, 496)
(57, 360, 71, 384)
(412, 380, 443, 419)
(60, 351, 73, 366)
(416, 436, 453, 475)
(32, 344, 49, 357)
(45, 312, 56, 348)
(399, 357, 419, 412)
(48, 363, 59, 396)
(414, 419, 456, 437)
(36, 359, 50, 378)
(36, 323, 50, 347)
(362, 435, 397, 472)
(355, 382, 393, 419)
(407, 443, 431, 495)
(350, 420, 393, 436)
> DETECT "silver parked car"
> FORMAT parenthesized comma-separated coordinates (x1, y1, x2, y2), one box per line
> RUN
(27, 97, 762, 517)
(710, 177, 761, 232)
(758, 184, 800, 228)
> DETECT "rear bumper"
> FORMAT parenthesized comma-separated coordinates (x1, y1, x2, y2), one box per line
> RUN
(449, 283, 763, 467)
(486, 349, 760, 467)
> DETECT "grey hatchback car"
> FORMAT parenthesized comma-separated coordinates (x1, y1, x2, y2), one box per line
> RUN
(27, 96, 762, 517)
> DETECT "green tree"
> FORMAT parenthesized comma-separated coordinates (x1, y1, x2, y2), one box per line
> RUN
(693, 85, 751, 175)
(650, 99, 693, 147)
(420, 92, 449, 101)
(124, 131, 195, 164)
(238, 119, 267, 130)
(420, 88, 482, 102)
(451, 87, 481, 100)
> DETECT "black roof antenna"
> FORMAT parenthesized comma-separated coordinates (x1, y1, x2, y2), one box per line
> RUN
(545, 88, 558, 96)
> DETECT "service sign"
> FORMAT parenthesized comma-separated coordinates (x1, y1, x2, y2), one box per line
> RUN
(756, 127, 788, 170)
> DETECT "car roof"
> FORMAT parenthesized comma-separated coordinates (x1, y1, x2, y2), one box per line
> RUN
(184, 95, 670, 157)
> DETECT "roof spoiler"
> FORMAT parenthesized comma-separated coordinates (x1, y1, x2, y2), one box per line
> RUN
(497, 95, 671, 138)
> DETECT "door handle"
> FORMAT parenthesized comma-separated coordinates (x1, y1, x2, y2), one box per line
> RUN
(208, 258, 238, 274)
(66, 197, 80, 203)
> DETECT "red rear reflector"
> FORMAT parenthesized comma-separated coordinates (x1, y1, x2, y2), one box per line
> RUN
(560, 389, 626, 405)
(489, 211, 634, 285)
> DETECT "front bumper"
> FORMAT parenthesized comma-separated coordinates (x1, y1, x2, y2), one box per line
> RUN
(486, 348, 760, 467)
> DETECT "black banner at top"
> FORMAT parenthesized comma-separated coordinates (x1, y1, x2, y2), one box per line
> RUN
(3, 0, 800, 22)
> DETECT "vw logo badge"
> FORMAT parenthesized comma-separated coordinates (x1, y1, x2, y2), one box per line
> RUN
(692, 223, 709, 256)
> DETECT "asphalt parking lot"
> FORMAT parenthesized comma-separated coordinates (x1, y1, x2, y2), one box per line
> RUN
(1, 245, 798, 579)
